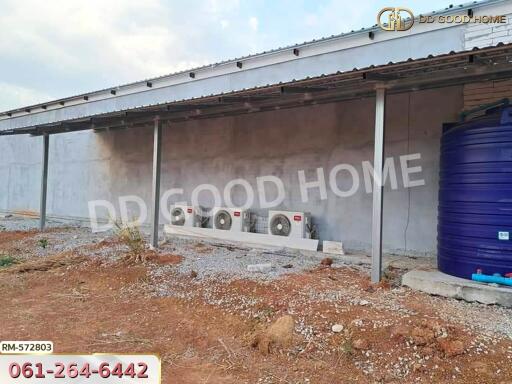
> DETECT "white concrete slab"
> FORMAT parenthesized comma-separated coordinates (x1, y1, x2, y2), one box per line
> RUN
(164, 225, 319, 251)
(402, 270, 512, 307)
(323, 240, 345, 255)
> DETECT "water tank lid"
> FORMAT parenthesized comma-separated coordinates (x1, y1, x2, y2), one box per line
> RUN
(459, 98, 510, 123)
(445, 105, 512, 135)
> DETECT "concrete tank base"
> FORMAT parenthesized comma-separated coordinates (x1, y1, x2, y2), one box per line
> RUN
(402, 270, 512, 308)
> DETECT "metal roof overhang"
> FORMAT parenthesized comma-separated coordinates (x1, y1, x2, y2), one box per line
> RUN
(2, 43, 512, 137)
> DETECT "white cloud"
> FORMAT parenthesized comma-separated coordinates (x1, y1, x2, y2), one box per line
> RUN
(249, 17, 259, 31)
(0, 0, 180, 78)
(0, 0, 261, 110)
(0, 82, 53, 111)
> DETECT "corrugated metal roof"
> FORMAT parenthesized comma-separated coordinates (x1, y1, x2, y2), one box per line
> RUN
(0, 0, 504, 117)
(2, 42, 511, 136)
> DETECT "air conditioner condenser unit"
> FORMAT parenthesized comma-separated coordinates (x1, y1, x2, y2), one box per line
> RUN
(169, 204, 201, 227)
(212, 207, 250, 232)
(268, 210, 312, 239)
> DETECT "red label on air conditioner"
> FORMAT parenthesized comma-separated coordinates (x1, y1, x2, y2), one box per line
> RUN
(293, 215, 302, 221)
(234, 211, 241, 217)
(187, 208, 193, 213)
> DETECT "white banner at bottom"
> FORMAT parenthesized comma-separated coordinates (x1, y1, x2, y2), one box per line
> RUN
(0, 354, 160, 383)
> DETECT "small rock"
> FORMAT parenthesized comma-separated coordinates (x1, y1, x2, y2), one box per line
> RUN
(320, 257, 333, 266)
(252, 315, 295, 355)
(331, 324, 344, 333)
(282, 264, 293, 269)
(438, 339, 465, 357)
(359, 300, 370, 306)
(430, 322, 448, 339)
(190, 270, 198, 278)
(411, 327, 435, 346)
(351, 319, 364, 328)
(247, 263, 273, 273)
(353, 338, 370, 350)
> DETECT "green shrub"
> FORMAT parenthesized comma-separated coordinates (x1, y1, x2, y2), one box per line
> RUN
(0, 255, 17, 268)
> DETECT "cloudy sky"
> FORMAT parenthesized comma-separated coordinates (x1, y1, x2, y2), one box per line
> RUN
(0, 0, 454, 111)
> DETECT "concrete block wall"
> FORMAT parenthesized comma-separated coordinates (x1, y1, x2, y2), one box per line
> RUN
(0, 86, 463, 256)
(464, 15, 512, 49)
(463, 79, 512, 110)
(463, 11, 512, 112)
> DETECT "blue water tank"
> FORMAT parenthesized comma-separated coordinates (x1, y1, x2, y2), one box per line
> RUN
(438, 106, 512, 279)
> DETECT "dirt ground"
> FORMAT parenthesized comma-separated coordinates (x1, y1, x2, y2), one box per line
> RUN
(1, 225, 511, 383)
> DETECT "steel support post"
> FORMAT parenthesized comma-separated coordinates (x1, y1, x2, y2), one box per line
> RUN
(39, 133, 49, 231)
(150, 119, 162, 248)
(371, 87, 386, 283)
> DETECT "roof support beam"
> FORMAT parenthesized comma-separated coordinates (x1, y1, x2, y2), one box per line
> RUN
(218, 95, 272, 103)
(39, 133, 49, 231)
(280, 86, 329, 94)
(167, 103, 221, 111)
(150, 118, 163, 249)
(386, 63, 512, 91)
(363, 72, 400, 81)
(371, 86, 386, 283)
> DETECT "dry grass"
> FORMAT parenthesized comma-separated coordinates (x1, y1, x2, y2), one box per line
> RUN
(3, 252, 85, 274)
(113, 221, 148, 263)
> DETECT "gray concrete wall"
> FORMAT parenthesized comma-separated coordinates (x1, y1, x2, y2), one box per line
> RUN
(0, 86, 463, 256)
(0, 134, 42, 213)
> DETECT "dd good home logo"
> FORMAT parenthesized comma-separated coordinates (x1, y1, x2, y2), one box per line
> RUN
(377, 7, 414, 31)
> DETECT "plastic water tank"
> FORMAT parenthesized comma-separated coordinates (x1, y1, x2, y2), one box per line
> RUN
(438, 104, 512, 279)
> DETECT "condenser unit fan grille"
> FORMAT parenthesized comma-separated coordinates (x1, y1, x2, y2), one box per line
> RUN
(214, 210, 232, 230)
(270, 214, 292, 236)
(171, 207, 186, 226)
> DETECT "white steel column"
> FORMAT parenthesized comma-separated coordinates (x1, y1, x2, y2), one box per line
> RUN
(39, 133, 49, 231)
(371, 87, 386, 283)
(150, 118, 162, 248)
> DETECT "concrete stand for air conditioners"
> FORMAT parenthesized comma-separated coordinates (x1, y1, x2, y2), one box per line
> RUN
(402, 270, 512, 308)
(164, 225, 319, 251)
